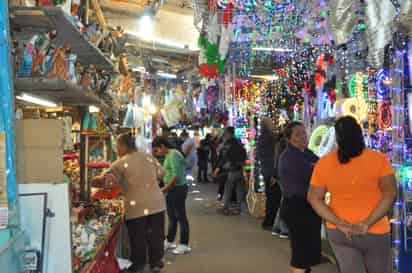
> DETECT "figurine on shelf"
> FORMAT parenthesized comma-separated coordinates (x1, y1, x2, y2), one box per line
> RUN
(17, 43, 33, 77)
(32, 30, 57, 74)
(42, 46, 55, 75)
(75, 61, 83, 85)
(49, 47, 69, 80)
(67, 48, 78, 84)
(97, 70, 111, 94)
(81, 66, 93, 92)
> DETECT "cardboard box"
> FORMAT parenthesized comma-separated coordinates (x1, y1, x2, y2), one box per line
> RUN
(16, 119, 64, 183)
(16, 147, 64, 183)
(16, 119, 63, 149)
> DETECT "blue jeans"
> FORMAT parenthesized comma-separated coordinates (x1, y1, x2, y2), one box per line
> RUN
(223, 171, 244, 210)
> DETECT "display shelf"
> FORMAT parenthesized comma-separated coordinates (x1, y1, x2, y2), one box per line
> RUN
(87, 162, 110, 169)
(64, 153, 79, 161)
(77, 222, 121, 273)
(80, 132, 111, 138)
(10, 7, 113, 71)
(80, 133, 112, 201)
(14, 77, 103, 106)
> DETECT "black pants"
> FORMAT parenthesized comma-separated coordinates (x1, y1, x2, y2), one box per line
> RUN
(262, 176, 282, 228)
(166, 185, 190, 245)
(126, 212, 165, 270)
(215, 172, 228, 198)
(197, 160, 209, 182)
(281, 196, 321, 269)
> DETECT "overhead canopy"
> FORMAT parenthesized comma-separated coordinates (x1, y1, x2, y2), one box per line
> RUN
(14, 77, 102, 106)
(10, 7, 113, 71)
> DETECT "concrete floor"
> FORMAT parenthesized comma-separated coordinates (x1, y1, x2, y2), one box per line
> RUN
(162, 183, 340, 273)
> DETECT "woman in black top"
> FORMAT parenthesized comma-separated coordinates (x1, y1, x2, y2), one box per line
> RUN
(278, 122, 321, 273)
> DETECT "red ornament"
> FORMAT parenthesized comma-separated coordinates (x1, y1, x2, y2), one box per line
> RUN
(277, 69, 287, 78)
(288, 79, 294, 87)
(199, 64, 219, 79)
(222, 2, 234, 27)
(314, 72, 325, 88)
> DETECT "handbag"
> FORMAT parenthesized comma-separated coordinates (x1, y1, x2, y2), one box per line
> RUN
(246, 176, 266, 218)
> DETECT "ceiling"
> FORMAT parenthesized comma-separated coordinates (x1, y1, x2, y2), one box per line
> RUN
(101, 0, 199, 74)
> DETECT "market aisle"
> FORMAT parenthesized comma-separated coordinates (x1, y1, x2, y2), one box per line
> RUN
(162, 183, 340, 273)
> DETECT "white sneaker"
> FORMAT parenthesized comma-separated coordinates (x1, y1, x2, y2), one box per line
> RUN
(164, 240, 177, 251)
(172, 244, 192, 255)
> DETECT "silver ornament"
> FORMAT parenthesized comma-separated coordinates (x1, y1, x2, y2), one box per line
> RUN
(329, 0, 358, 45)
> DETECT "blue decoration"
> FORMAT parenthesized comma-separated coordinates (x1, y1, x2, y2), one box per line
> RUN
(376, 69, 390, 99)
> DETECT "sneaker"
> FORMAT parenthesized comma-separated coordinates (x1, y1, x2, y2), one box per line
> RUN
(272, 228, 281, 236)
(278, 233, 289, 239)
(172, 244, 192, 255)
(164, 240, 177, 251)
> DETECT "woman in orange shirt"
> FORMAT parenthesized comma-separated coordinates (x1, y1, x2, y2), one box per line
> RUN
(308, 116, 397, 273)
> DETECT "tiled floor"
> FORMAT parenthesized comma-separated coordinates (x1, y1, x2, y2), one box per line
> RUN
(162, 183, 340, 273)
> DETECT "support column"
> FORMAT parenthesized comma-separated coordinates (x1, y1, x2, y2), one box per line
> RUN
(0, 0, 19, 244)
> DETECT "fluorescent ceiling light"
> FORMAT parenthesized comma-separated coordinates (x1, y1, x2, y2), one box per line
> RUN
(132, 66, 146, 73)
(126, 30, 199, 51)
(16, 93, 57, 107)
(252, 47, 293, 52)
(157, 72, 177, 79)
(89, 105, 100, 113)
(250, 74, 280, 81)
(139, 15, 154, 40)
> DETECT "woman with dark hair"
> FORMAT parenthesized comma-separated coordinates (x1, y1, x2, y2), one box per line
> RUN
(94, 133, 166, 273)
(152, 137, 191, 255)
(278, 122, 321, 273)
(308, 116, 397, 273)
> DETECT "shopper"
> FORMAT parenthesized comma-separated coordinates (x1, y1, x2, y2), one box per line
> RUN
(214, 135, 228, 200)
(152, 137, 192, 255)
(308, 116, 396, 273)
(180, 130, 197, 181)
(278, 122, 321, 273)
(94, 133, 166, 273)
(214, 127, 247, 215)
(210, 134, 219, 171)
(197, 134, 211, 182)
(272, 131, 289, 239)
(257, 117, 280, 230)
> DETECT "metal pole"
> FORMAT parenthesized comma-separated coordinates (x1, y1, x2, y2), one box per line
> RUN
(0, 0, 19, 246)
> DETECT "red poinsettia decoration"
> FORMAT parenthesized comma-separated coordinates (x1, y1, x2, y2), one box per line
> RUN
(222, 2, 234, 27)
(199, 64, 219, 79)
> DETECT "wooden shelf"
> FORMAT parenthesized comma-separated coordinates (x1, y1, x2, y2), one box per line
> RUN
(87, 162, 111, 169)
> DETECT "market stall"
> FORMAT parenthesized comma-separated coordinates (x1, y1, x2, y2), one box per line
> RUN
(194, 0, 412, 271)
